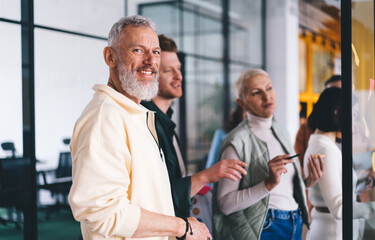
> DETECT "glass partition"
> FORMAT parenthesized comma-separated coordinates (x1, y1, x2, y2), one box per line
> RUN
(0, 0, 21, 21)
(140, 1, 264, 170)
(185, 57, 223, 167)
(0, 22, 23, 158)
(34, 29, 107, 170)
(33, 2, 118, 237)
(230, 0, 263, 65)
(34, 0, 124, 37)
(352, 1, 375, 239)
(0, 21, 23, 240)
(0, 1, 125, 238)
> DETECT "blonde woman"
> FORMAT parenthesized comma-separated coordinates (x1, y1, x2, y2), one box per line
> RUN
(213, 68, 324, 240)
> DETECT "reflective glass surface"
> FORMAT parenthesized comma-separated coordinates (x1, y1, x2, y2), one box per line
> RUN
(140, 1, 264, 169)
(230, 0, 263, 65)
(299, 39, 307, 92)
(34, 0, 124, 37)
(182, 2, 223, 58)
(352, 1, 375, 238)
(0, 22, 23, 158)
(0, 21, 23, 239)
(35, 28, 107, 168)
(140, 3, 180, 42)
(35, 28, 107, 239)
(185, 56, 223, 164)
(0, 0, 20, 21)
(311, 44, 334, 93)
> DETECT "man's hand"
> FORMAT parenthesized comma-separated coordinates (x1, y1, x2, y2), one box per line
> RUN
(185, 217, 212, 240)
(204, 159, 247, 183)
(190, 159, 247, 197)
(264, 155, 294, 191)
(304, 154, 325, 188)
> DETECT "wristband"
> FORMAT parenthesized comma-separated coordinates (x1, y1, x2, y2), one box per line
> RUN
(176, 217, 193, 240)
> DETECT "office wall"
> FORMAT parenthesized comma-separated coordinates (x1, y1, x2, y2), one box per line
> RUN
(266, 0, 300, 141)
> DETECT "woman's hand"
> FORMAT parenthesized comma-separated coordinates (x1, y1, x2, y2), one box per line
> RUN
(304, 154, 325, 188)
(265, 155, 294, 191)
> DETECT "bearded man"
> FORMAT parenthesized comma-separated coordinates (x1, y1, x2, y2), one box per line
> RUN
(68, 16, 211, 240)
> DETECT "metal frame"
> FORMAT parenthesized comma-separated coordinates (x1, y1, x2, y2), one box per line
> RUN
(20, 0, 37, 238)
(341, 0, 353, 238)
(178, 52, 187, 161)
(222, 0, 230, 124)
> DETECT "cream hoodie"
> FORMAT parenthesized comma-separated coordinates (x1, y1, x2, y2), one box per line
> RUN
(68, 84, 175, 240)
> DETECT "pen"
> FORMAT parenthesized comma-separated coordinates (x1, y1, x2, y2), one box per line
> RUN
(286, 154, 300, 160)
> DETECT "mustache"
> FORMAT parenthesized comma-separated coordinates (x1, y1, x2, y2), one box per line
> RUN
(136, 65, 158, 74)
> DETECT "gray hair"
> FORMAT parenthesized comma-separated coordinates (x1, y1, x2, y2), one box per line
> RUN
(108, 15, 157, 47)
(234, 68, 269, 99)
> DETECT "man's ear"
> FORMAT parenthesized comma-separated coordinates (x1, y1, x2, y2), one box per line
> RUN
(103, 46, 117, 68)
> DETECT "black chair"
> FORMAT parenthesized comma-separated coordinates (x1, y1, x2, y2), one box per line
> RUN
(1, 142, 16, 158)
(0, 157, 31, 229)
(38, 139, 72, 219)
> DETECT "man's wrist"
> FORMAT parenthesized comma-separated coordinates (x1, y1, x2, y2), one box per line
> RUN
(192, 171, 208, 186)
(176, 217, 186, 238)
(176, 217, 192, 240)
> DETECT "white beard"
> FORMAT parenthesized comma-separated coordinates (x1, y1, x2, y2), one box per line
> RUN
(118, 64, 159, 101)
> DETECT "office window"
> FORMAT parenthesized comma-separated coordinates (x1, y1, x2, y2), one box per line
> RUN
(140, 1, 264, 169)
(185, 57, 223, 163)
(34, 29, 107, 168)
(0, 22, 22, 158)
(0, 21, 23, 240)
(299, 39, 307, 92)
(0, 0, 20, 21)
(230, 0, 263, 65)
(352, 3, 375, 239)
(34, 0, 124, 37)
(141, 3, 179, 38)
(311, 44, 333, 93)
(32, 1, 124, 239)
(183, 7, 222, 59)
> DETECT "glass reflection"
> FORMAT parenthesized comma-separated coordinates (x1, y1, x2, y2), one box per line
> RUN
(0, 22, 23, 239)
(352, 0, 375, 239)
(0, 0, 20, 21)
(185, 57, 223, 168)
(230, 0, 263, 65)
(35, 29, 107, 239)
(34, 0, 124, 37)
(140, 1, 264, 173)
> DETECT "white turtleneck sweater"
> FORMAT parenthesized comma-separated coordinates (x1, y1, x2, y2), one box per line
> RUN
(217, 112, 298, 215)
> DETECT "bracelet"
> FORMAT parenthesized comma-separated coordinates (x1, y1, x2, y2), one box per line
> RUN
(176, 217, 193, 240)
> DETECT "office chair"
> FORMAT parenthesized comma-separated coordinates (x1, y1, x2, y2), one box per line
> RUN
(38, 138, 72, 219)
(0, 157, 31, 230)
(1, 142, 16, 158)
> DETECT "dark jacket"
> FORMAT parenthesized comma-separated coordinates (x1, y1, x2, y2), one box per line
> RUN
(141, 101, 193, 217)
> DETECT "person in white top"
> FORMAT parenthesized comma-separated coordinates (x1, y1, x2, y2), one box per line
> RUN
(213, 68, 324, 240)
(68, 16, 211, 240)
(304, 87, 375, 240)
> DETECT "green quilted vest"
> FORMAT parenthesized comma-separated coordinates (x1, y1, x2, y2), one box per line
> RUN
(212, 120, 309, 240)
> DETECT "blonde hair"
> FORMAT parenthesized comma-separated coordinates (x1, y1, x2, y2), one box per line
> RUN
(234, 68, 269, 99)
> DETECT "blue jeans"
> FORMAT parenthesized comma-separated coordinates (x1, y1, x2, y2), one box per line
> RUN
(260, 209, 302, 240)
